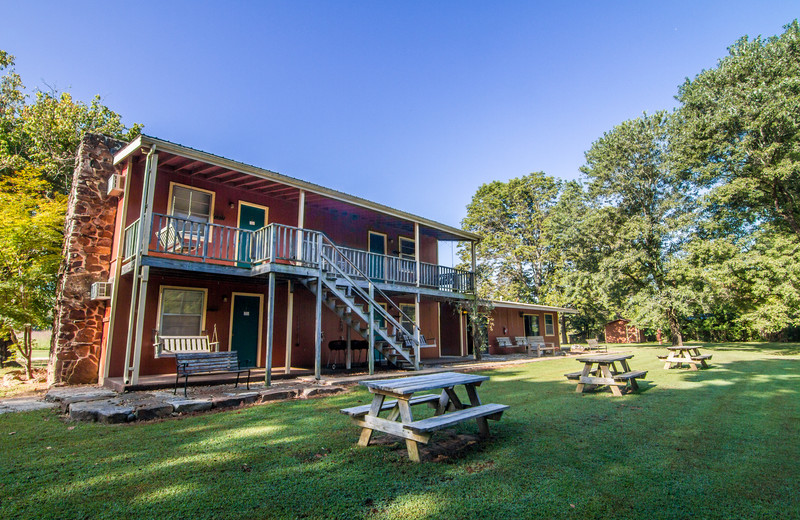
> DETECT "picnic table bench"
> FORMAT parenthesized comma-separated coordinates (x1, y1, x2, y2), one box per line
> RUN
(663, 345, 712, 370)
(566, 353, 647, 396)
(341, 372, 509, 462)
(174, 351, 250, 397)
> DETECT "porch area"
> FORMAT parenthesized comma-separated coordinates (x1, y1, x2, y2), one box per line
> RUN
(121, 214, 474, 293)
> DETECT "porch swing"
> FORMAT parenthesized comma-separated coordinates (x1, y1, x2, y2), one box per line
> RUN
(155, 323, 221, 357)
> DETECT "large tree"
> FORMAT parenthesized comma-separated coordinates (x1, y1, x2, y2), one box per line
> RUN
(462, 172, 562, 302)
(0, 169, 66, 377)
(0, 50, 141, 194)
(0, 50, 140, 376)
(581, 111, 695, 345)
(675, 20, 800, 239)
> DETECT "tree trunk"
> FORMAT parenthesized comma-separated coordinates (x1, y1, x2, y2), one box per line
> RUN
(666, 308, 683, 346)
(21, 325, 34, 379)
(560, 314, 568, 345)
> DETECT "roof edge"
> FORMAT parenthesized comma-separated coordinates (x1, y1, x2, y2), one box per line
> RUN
(113, 134, 479, 242)
(490, 300, 579, 314)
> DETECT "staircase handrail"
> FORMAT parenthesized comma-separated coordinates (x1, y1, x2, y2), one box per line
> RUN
(317, 234, 425, 348)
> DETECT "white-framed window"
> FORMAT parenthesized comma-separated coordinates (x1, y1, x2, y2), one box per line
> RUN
(158, 287, 207, 336)
(398, 236, 416, 260)
(168, 183, 214, 224)
(544, 314, 555, 336)
(400, 303, 416, 335)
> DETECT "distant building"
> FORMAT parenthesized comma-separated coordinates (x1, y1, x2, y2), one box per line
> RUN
(604, 319, 643, 344)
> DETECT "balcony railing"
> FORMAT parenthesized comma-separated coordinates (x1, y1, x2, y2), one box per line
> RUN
(125, 214, 474, 293)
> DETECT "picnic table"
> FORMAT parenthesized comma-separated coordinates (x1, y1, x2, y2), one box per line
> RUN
(565, 353, 647, 396)
(340, 372, 509, 462)
(662, 345, 712, 370)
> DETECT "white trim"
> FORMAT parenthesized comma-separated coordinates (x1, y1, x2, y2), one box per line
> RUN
(436, 302, 442, 358)
(236, 201, 269, 262)
(491, 300, 579, 314)
(114, 135, 479, 242)
(237, 201, 270, 225)
(167, 181, 216, 225)
(156, 286, 209, 340)
(228, 292, 265, 367)
(368, 230, 387, 255)
(398, 236, 415, 260)
(544, 313, 556, 337)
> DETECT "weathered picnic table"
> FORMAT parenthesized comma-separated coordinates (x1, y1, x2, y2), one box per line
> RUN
(565, 353, 647, 396)
(662, 345, 712, 370)
(340, 372, 509, 462)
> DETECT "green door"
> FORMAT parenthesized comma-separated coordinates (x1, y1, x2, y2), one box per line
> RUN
(238, 203, 267, 267)
(231, 294, 261, 368)
(368, 231, 385, 282)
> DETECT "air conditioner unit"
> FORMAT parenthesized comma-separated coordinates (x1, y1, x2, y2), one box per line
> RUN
(107, 174, 125, 197)
(90, 282, 113, 300)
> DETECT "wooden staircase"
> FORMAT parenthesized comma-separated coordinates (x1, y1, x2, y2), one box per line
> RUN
(300, 272, 417, 370)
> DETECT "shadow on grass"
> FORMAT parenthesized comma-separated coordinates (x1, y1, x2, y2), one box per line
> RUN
(2, 353, 800, 519)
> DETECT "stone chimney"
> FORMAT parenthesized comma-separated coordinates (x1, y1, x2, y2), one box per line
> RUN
(48, 133, 126, 385)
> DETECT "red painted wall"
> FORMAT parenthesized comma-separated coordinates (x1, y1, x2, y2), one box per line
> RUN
(103, 154, 462, 379)
(487, 308, 561, 354)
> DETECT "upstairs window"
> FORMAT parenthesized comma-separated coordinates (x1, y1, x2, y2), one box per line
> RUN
(169, 184, 214, 224)
(398, 237, 416, 260)
(159, 287, 206, 336)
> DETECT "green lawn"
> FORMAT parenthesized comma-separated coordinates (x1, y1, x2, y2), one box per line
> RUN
(1, 343, 799, 519)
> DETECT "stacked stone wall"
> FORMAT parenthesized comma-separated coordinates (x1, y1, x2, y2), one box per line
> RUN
(48, 134, 125, 385)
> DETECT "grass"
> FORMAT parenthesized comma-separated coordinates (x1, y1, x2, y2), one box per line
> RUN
(1, 343, 799, 519)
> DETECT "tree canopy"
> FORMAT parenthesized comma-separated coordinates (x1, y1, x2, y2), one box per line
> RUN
(0, 49, 140, 373)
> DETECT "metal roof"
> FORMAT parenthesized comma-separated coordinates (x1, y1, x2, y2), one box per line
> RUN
(491, 300, 579, 314)
(114, 134, 479, 242)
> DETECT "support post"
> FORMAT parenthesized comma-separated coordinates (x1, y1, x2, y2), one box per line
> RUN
(130, 265, 149, 385)
(414, 222, 420, 287)
(414, 293, 420, 370)
(296, 189, 305, 263)
(265, 272, 276, 386)
(459, 309, 465, 357)
(102, 157, 133, 383)
(368, 283, 375, 375)
(470, 241, 477, 293)
(285, 281, 293, 375)
(346, 325, 352, 369)
(123, 147, 157, 384)
(314, 239, 323, 379)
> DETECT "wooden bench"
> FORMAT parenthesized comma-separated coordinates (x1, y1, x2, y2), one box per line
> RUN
(587, 339, 606, 351)
(340, 394, 441, 417)
(403, 403, 509, 436)
(158, 335, 219, 357)
(174, 351, 250, 397)
(497, 337, 513, 348)
(514, 336, 528, 348)
(527, 336, 555, 357)
(614, 370, 647, 381)
(564, 371, 583, 380)
(692, 354, 713, 361)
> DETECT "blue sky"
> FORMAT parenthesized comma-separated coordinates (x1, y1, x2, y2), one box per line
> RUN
(3, 1, 797, 232)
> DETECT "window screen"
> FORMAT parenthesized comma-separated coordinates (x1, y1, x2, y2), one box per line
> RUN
(170, 185, 212, 223)
(160, 288, 205, 336)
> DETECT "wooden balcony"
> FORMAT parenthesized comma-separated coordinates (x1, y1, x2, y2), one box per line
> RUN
(122, 214, 474, 294)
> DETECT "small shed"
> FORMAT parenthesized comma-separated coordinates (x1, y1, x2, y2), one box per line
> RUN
(604, 319, 643, 344)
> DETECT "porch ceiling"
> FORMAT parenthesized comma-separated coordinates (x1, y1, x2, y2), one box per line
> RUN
(117, 135, 478, 243)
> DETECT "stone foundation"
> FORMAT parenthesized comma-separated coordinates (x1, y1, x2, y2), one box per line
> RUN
(48, 134, 125, 385)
